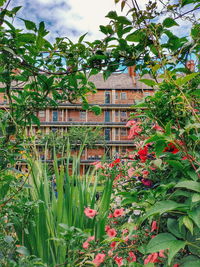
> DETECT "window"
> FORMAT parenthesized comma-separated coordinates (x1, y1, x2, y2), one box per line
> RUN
(115, 92, 118, 100)
(39, 111, 45, 117)
(144, 92, 151, 97)
(51, 127, 58, 133)
(121, 111, 127, 117)
(121, 146, 127, 153)
(121, 128, 127, 136)
(52, 110, 58, 121)
(115, 110, 119, 117)
(121, 92, 127, 100)
(115, 128, 119, 136)
(105, 128, 111, 141)
(104, 110, 111, 122)
(80, 110, 86, 120)
(105, 91, 111, 104)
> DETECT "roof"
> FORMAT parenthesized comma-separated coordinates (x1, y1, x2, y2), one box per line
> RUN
(89, 73, 155, 90)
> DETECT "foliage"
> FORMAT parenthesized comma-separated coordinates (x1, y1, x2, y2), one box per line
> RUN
(0, 0, 200, 266)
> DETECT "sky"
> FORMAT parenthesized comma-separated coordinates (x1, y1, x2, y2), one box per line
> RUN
(8, 0, 124, 42)
(5, 0, 199, 44)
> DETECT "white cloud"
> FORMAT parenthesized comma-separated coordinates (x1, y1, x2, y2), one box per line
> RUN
(7, 0, 199, 44)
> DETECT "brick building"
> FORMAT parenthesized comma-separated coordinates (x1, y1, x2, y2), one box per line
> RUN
(0, 67, 154, 173)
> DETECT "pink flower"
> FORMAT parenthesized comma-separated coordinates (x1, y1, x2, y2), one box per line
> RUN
(142, 170, 149, 177)
(105, 225, 111, 231)
(126, 120, 136, 127)
(128, 125, 142, 139)
(173, 264, 180, 267)
(127, 251, 137, 262)
(151, 221, 158, 232)
(90, 161, 103, 170)
(82, 241, 89, 249)
(122, 229, 128, 235)
(159, 250, 166, 258)
(108, 213, 114, 218)
(128, 167, 135, 177)
(93, 253, 106, 266)
(152, 124, 164, 132)
(84, 207, 97, 218)
(144, 253, 161, 264)
(107, 228, 117, 238)
(114, 256, 124, 266)
(87, 236, 95, 242)
(113, 208, 124, 218)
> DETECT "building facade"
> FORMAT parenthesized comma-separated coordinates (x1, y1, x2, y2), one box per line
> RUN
(0, 67, 154, 173)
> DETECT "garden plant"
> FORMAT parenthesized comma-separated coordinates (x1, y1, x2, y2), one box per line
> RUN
(0, 0, 200, 266)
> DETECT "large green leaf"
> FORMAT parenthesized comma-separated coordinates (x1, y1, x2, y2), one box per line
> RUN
(163, 17, 179, 28)
(146, 233, 186, 264)
(175, 181, 200, 193)
(139, 79, 157, 87)
(20, 19, 37, 31)
(188, 207, 200, 228)
(142, 200, 186, 221)
(176, 73, 199, 86)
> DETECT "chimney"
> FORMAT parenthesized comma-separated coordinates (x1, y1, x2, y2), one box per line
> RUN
(186, 60, 195, 72)
(128, 66, 136, 85)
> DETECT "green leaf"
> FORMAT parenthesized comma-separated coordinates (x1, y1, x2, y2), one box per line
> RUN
(183, 216, 193, 234)
(78, 32, 87, 43)
(167, 218, 184, 239)
(181, 256, 200, 267)
(168, 240, 186, 265)
(153, 159, 162, 168)
(192, 193, 200, 203)
(146, 233, 186, 265)
(126, 30, 145, 42)
(181, 0, 195, 7)
(142, 200, 186, 221)
(166, 160, 184, 171)
(90, 105, 102, 115)
(116, 16, 132, 25)
(139, 79, 157, 87)
(0, 0, 7, 7)
(106, 11, 118, 20)
(176, 73, 199, 86)
(17, 33, 36, 43)
(16, 246, 30, 256)
(188, 207, 200, 228)
(175, 181, 200, 193)
(163, 17, 179, 28)
(146, 233, 176, 252)
(20, 19, 37, 31)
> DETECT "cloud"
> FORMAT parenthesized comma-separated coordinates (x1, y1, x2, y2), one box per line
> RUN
(6, 0, 199, 44)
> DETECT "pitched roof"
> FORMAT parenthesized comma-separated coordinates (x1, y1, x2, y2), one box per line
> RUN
(89, 72, 155, 90)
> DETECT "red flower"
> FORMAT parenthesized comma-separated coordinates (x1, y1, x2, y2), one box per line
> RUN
(107, 228, 117, 238)
(127, 251, 137, 262)
(151, 221, 158, 232)
(110, 241, 117, 248)
(141, 178, 152, 187)
(114, 256, 124, 266)
(138, 146, 148, 162)
(84, 207, 97, 218)
(163, 143, 179, 154)
(93, 253, 106, 266)
(173, 264, 180, 267)
(113, 208, 124, 218)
